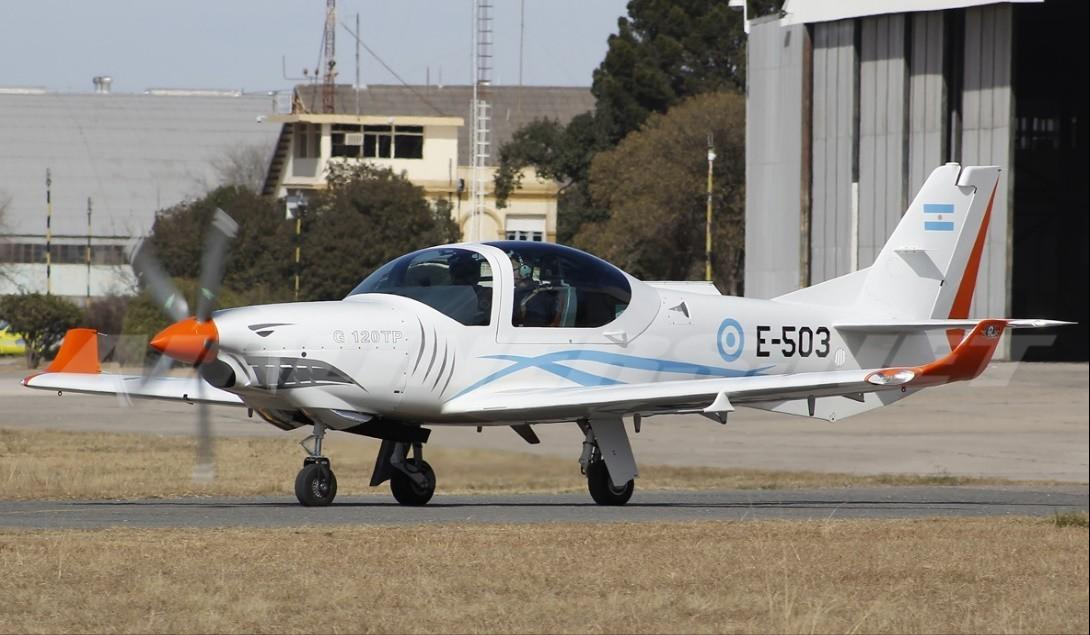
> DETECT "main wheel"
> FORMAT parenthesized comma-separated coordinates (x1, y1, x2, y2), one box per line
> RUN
(586, 459, 634, 505)
(390, 459, 436, 506)
(295, 462, 338, 506)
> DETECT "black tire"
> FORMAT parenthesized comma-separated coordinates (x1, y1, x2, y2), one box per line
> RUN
(390, 459, 436, 506)
(295, 462, 338, 507)
(586, 459, 634, 505)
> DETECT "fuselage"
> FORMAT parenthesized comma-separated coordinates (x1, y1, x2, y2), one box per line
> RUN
(203, 242, 942, 430)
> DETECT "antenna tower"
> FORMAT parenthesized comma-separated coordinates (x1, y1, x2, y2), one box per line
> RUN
(322, 0, 337, 113)
(471, 0, 493, 241)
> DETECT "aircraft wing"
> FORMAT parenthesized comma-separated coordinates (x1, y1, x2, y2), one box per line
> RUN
(19, 327, 243, 406)
(442, 319, 1011, 423)
(22, 371, 244, 406)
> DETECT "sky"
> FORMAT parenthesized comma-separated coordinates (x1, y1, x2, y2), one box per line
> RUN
(0, 0, 631, 94)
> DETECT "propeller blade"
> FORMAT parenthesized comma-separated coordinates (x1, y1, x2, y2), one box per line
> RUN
(196, 208, 239, 323)
(192, 373, 216, 482)
(131, 242, 189, 323)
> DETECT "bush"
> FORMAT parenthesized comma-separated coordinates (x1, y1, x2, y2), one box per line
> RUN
(0, 294, 84, 368)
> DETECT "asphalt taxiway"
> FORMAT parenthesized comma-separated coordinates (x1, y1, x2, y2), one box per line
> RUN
(0, 486, 1085, 529)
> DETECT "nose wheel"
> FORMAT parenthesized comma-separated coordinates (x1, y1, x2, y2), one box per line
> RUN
(295, 422, 338, 506)
(295, 458, 337, 506)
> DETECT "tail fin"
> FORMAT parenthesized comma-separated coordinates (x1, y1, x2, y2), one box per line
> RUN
(777, 164, 1000, 322)
(859, 163, 1000, 321)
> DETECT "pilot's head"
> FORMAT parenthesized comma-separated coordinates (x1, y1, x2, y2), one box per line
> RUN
(509, 253, 533, 286)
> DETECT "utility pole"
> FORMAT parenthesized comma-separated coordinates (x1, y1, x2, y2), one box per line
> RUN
(286, 194, 306, 301)
(45, 169, 52, 295)
(86, 197, 93, 299)
(705, 133, 716, 282)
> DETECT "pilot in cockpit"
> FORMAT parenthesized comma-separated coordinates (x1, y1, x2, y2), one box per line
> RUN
(509, 252, 557, 327)
(448, 252, 491, 325)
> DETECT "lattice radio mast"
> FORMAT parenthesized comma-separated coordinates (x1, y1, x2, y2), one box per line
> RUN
(322, 0, 337, 113)
(470, 0, 493, 241)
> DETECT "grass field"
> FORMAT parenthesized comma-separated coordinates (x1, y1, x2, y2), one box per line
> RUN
(0, 427, 1004, 501)
(0, 517, 1086, 634)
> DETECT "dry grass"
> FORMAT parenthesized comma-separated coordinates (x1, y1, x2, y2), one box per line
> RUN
(0, 428, 1004, 501)
(0, 517, 1085, 634)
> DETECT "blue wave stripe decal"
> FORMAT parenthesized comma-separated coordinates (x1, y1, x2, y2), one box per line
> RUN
(451, 350, 771, 398)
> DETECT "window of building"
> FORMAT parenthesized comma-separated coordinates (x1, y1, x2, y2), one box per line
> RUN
(293, 123, 320, 159)
(504, 216, 546, 243)
(505, 230, 543, 241)
(331, 124, 363, 158)
(347, 247, 492, 326)
(393, 126, 424, 158)
(0, 242, 127, 265)
(360, 124, 424, 159)
(487, 241, 631, 329)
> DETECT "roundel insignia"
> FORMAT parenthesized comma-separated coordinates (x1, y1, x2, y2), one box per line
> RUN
(716, 318, 744, 362)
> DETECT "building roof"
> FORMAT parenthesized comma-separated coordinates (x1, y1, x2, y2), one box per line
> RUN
(0, 91, 279, 237)
(292, 84, 595, 166)
(780, 0, 1042, 25)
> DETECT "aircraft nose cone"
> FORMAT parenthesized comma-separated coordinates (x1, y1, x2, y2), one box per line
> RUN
(150, 316, 218, 365)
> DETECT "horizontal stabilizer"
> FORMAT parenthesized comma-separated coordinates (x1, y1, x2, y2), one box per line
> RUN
(835, 318, 1074, 334)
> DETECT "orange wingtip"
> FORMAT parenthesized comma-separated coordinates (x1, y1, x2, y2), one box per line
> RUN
(867, 319, 1006, 388)
(43, 328, 101, 374)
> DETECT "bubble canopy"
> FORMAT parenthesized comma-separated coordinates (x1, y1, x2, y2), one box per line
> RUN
(347, 242, 632, 328)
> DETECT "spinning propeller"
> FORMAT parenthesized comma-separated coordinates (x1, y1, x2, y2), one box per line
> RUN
(132, 208, 239, 481)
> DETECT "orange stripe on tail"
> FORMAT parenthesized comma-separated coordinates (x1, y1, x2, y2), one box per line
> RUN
(946, 180, 998, 350)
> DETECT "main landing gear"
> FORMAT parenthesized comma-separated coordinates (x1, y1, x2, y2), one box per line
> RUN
(578, 418, 637, 506)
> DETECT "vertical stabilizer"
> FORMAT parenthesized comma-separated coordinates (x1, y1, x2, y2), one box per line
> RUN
(857, 163, 1000, 324)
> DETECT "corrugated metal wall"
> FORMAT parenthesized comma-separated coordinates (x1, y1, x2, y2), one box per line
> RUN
(960, 4, 1012, 320)
(745, 8, 1014, 341)
(858, 14, 907, 268)
(810, 20, 856, 283)
(907, 12, 946, 196)
(744, 18, 805, 298)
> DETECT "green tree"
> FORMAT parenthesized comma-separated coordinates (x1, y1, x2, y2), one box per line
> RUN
(149, 185, 295, 305)
(591, 0, 750, 143)
(575, 91, 745, 294)
(298, 163, 461, 300)
(495, 0, 766, 243)
(0, 293, 84, 368)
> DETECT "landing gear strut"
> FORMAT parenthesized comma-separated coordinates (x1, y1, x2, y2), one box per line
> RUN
(295, 422, 338, 506)
(578, 420, 635, 506)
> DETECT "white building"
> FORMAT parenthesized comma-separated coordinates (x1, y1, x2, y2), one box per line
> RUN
(264, 84, 594, 243)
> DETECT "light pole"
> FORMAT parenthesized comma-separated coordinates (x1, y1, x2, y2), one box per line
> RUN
(705, 134, 716, 282)
(286, 193, 307, 301)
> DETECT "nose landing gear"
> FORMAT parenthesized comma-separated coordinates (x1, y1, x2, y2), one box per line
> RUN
(294, 422, 337, 506)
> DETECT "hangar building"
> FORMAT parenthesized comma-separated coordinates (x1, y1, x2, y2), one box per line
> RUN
(744, 0, 1087, 360)
(0, 84, 279, 300)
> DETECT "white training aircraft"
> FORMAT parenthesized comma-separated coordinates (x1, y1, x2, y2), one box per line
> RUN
(23, 163, 1070, 506)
